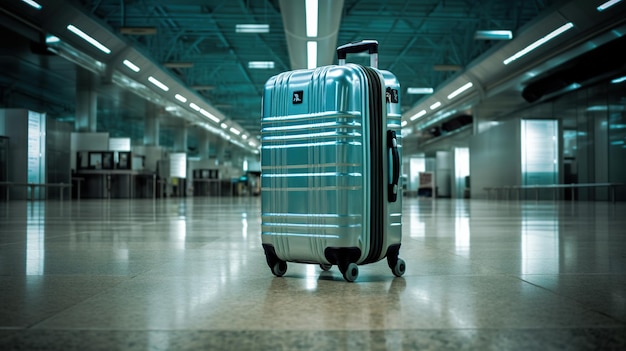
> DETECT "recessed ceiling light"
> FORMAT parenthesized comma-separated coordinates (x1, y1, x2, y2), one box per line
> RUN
(447, 82, 473, 100)
(611, 75, 626, 84)
(306, 0, 318, 37)
(67, 24, 111, 54)
(148, 76, 169, 91)
(236, 24, 270, 33)
(503, 22, 574, 65)
(249, 61, 275, 69)
(307, 41, 317, 69)
(597, 0, 622, 11)
(474, 30, 513, 40)
(122, 59, 140, 72)
(21, 0, 42, 10)
(410, 110, 427, 121)
(200, 109, 220, 123)
(407, 87, 434, 94)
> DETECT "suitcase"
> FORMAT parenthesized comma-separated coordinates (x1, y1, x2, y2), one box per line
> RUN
(260, 40, 404, 282)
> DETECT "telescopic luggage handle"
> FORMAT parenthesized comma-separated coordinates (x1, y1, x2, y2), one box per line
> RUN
(337, 40, 378, 68)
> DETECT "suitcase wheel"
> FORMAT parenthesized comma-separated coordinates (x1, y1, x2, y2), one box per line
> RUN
(341, 263, 359, 282)
(271, 261, 287, 277)
(392, 258, 406, 277)
(319, 263, 332, 271)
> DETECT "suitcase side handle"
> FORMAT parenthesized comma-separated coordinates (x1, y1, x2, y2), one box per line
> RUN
(337, 40, 378, 68)
(387, 130, 400, 202)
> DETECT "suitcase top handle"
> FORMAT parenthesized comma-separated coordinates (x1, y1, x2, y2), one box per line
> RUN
(337, 40, 378, 68)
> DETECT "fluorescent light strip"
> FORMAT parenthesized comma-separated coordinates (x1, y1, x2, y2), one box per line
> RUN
(410, 110, 427, 121)
(306, 0, 318, 37)
(175, 94, 187, 103)
(21, 0, 42, 10)
(447, 82, 473, 100)
(123, 59, 140, 72)
(503, 22, 574, 65)
(401, 121, 408, 127)
(407, 87, 433, 94)
(45, 35, 60, 44)
(307, 41, 317, 69)
(242, 135, 249, 140)
(249, 61, 275, 69)
(66, 24, 111, 54)
(221, 123, 228, 129)
(474, 30, 513, 40)
(230, 127, 241, 135)
(148, 76, 169, 91)
(612, 75, 626, 84)
(430, 101, 442, 110)
(200, 109, 220, 123)
(597, 0, 622, 11)
(236, 24, 270, 33)
(189, 103, 200, 111)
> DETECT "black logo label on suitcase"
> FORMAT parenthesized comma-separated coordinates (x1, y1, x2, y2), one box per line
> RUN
(386, 87, 398, 103)
(293, 91, 303, 104)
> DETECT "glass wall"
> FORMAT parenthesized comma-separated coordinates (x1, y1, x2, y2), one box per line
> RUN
(521, 119, 559, 187)
(524, 76, 626, 201)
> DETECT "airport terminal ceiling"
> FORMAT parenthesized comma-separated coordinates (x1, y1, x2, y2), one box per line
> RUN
(1, 0, 625, 153)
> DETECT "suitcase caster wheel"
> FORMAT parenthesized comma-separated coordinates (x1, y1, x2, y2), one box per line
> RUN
(342, 263, 359, 282)
(392, 258, 406, 277)
(271, 261, 287, 277)
(319, 263, 332, 271)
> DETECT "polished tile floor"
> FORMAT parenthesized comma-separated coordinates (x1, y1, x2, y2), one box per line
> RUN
(0, 197, 625, 350)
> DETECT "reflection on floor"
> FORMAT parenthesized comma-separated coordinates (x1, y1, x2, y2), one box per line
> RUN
(0, 197, 625, 350)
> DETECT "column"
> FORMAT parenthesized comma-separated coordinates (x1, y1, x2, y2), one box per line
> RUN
(199, 131, 211, 160)
(75, 67, 97, 132)
(144, 102, 160, 146)
(173, 119, 188, 153)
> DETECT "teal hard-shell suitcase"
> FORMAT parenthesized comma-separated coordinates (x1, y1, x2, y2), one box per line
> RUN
(260, 40, 404, 282)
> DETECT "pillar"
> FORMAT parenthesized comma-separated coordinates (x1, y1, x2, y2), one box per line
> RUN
(75, 67, 97, 132)
(173, 119, 188, 153)
(144, 102, 160, 146)
(199, 131, 211, 159)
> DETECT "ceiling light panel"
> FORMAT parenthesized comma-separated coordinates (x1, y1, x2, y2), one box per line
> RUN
(307, 41, 317, 69)
(597, 0, 622, 11)
(410, 110, 427, 121)
(21, 0, 42, 10)
(503, 22, 574, 65)
(447, 82, 474, 100)
(122, 59, 140, 72)
(474, 30, 513, 40)
(148, 76, 169, 91)
(200, 109, 220, 123)
(306, 0, 318, 37)
(236, 24, 270, 33)
(249, 61, 275, 69)
(407, 87, 434, 94)
(66, 24, 111, 54)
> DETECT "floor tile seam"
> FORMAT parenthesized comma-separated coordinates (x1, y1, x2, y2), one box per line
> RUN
(513, 275, 626, 325)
